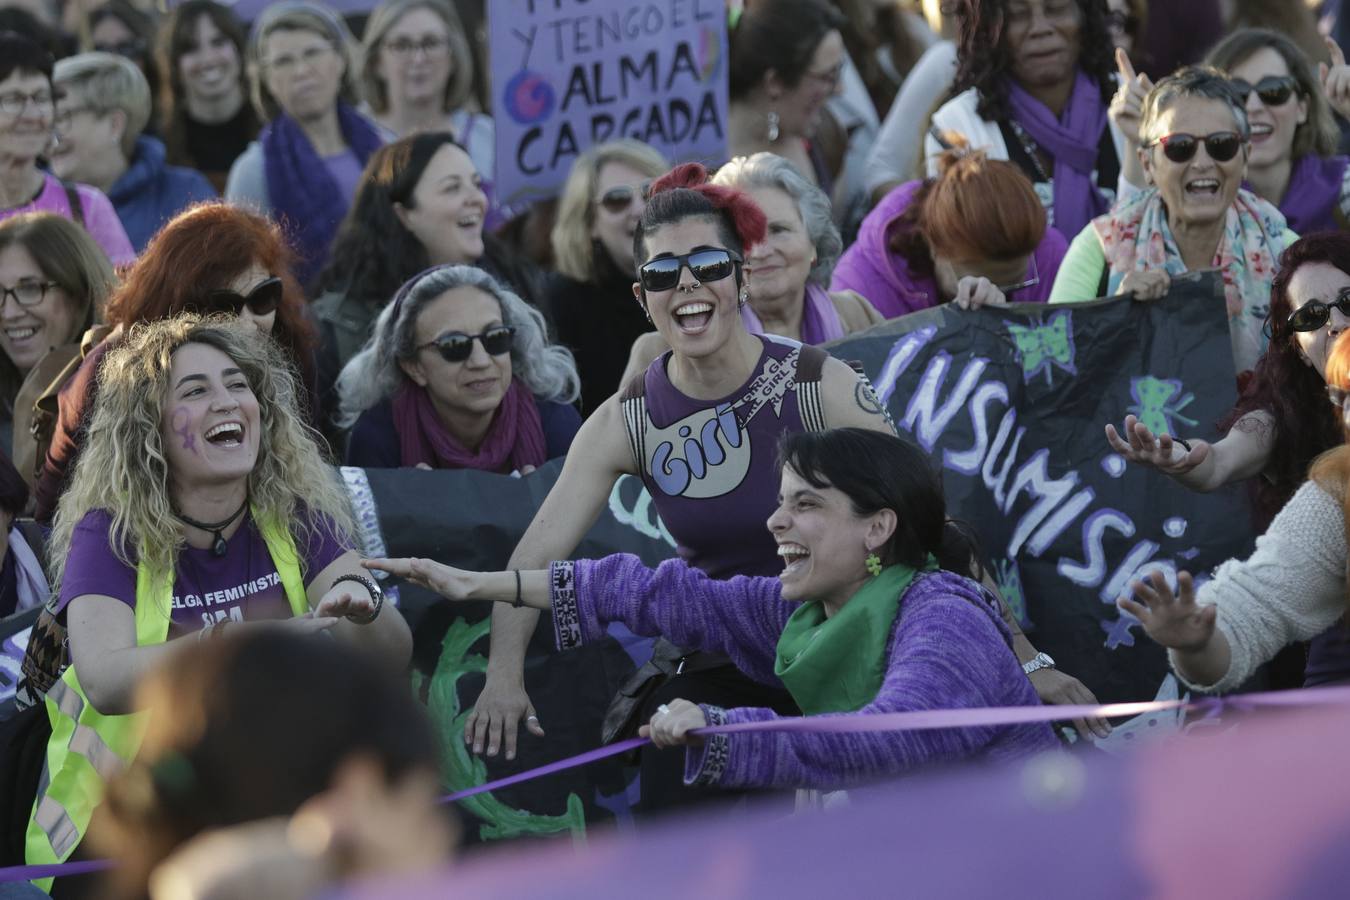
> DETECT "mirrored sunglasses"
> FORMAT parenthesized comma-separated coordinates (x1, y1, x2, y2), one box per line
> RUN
(1288, 288, 1350, 333)
(638, 248, 741, 293)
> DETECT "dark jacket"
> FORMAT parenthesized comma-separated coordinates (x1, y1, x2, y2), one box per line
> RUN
(108, 136, 217, 252)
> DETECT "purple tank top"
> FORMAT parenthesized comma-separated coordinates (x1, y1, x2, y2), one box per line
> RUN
(622, 335, 828, 579)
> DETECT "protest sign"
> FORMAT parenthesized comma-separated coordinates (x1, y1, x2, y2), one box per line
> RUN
(487, 0, 730, 207)
(827, 272, 1254, 708)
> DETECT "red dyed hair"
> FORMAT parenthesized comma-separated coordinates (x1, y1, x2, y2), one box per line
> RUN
(645, 162, 768, 252)
(105, 203, 316, 387)
(890, 139, 1045, 274)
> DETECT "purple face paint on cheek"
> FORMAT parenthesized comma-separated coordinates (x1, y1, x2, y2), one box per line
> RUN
(170, 406, 198, 455)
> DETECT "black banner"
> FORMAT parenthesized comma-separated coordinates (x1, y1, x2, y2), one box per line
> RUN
(827, 271, 1255, 706)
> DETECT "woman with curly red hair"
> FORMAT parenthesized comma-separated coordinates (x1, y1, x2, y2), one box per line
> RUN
(31, 202, 318, 523)
(464, 162, 893, 811)
(1107, 231, 1350, 686)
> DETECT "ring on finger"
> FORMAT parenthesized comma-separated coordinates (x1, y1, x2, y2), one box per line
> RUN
(656, 704, 671, 715)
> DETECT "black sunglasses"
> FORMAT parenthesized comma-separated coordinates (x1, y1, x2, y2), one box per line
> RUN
(1149, 131, 1245, 164)
(1230, 75, 1300, 108)
(419, 325, 516, 362)
(638, 248, 742, 293)
(1288, 287, 1350, 332)
(200, 276, 284, 317)
(597, 182, 651, 214)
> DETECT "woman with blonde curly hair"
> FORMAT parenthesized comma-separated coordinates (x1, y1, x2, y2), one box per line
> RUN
(23, 316, 411, 880)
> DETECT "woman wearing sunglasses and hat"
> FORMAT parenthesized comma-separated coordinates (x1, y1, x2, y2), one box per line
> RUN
(1050, 66, 1296, 377)
(31, 202, 319, 525)
(337, 264, 581, 472)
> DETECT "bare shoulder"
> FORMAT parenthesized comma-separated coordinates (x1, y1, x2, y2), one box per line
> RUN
(818, 355, 895, 434)
(618, 331, 668, 390)
(570, 392, 640, 477)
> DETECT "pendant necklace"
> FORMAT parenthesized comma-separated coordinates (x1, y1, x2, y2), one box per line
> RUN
(176, 497, 249, 558)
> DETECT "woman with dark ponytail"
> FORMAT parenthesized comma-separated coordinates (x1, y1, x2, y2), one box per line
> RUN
(368, 428, 1058, 792)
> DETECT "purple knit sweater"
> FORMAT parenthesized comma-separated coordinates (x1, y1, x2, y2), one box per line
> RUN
(549, 555, 1058, 791)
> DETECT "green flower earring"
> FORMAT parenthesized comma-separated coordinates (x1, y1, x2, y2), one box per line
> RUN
(865, 550, 882, 577)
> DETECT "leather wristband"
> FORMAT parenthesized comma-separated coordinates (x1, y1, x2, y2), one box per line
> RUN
(332, 573, 384, 624)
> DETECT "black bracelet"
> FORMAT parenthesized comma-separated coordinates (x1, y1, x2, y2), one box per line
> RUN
(332, 573, 384, 624)
(512, 570, 523, 608)
(1175, 438, 1193, 453)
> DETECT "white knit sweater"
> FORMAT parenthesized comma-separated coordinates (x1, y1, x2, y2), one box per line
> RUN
(1179, 479, 1348, 694)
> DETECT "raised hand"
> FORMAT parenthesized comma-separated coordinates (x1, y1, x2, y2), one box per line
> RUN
(952, 276, 1008, 310)
(1110, 47, 1153, 147)
(639, 698, 707, 748)
(1320, 36, 1350, 122)
(1117, 570, 1216, 653)
(1105, 414, 1210, 476)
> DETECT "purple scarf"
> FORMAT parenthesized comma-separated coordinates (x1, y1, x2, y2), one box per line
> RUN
(1006, 70, 1110, 238)
(1275, 154, 1350, 234)
(392, 378, 547, 473)
(261, 102, 384, 285)
(740, 283, 845, 345)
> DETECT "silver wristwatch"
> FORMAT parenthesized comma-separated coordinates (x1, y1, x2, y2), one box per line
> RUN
(1022, 652, 1056, 675)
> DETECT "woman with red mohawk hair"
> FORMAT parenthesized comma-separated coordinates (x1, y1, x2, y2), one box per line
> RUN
(463, 162, 894, 812)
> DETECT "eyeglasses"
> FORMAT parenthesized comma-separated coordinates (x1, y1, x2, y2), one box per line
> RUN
(0, 90, 55, 117)
(1230, 75, 1300, 108)
(265, 44, 334, 76)
(195, 277, 284, 317)
(0, 280, 58, 308)
(418, 325, 516, 362)
(384, 35, 450, 57)
(1288, 287, 1350, 332)
(1148, 131, 1245, 164)
(996, 255, 1041, 296)
(53, 106, 96, 131)
(597, 182, 650, 214)
(802, 61, 844, 89)
(638, 248, 742, 293)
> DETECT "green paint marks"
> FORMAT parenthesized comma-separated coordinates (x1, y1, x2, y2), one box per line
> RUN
(1006, 310, 1077, 387)
(1127, 376, 1197, 439)
(424, 617, 587, 843)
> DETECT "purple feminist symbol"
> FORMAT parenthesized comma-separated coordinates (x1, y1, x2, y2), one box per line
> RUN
(171, 407, 198, 455)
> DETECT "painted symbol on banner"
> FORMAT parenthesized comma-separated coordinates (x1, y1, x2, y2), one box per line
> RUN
(1127, 375, 1197, 440)
(992, 558, 1032, 630)
(503, 69, 555, 125)
(1005, 310, 1076, 387)
(1101, 608, 1141, 649)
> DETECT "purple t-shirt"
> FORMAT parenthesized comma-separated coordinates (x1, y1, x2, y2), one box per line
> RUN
(58, 509, 349, 639)
(322, 150, 364, 206)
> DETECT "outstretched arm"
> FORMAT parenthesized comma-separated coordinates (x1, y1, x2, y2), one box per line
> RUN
(1104, 410, 1274, 493)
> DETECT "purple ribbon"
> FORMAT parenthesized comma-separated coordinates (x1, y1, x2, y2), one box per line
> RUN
(11, 684, 1350, 884)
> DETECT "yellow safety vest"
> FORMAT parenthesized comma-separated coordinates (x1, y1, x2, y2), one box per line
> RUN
(24, 516, 309, 890)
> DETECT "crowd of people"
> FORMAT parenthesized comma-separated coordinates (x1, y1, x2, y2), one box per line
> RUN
(0, 0, 1349, 895)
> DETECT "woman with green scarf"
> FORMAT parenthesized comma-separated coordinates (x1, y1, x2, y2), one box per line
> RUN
(366, 428, 1056, 791)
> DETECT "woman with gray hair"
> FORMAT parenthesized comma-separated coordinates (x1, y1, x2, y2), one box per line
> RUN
(1050, 66, 1296, 376)
(339, 264, 581, 472)
(225, 0, 384, 285)
(621, 153, 881, 383)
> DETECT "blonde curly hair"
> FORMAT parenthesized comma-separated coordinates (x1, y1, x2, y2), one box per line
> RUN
(49, 316, 355, 591)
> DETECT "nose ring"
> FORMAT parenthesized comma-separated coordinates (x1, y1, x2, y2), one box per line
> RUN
(678, 281, 700, 293)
